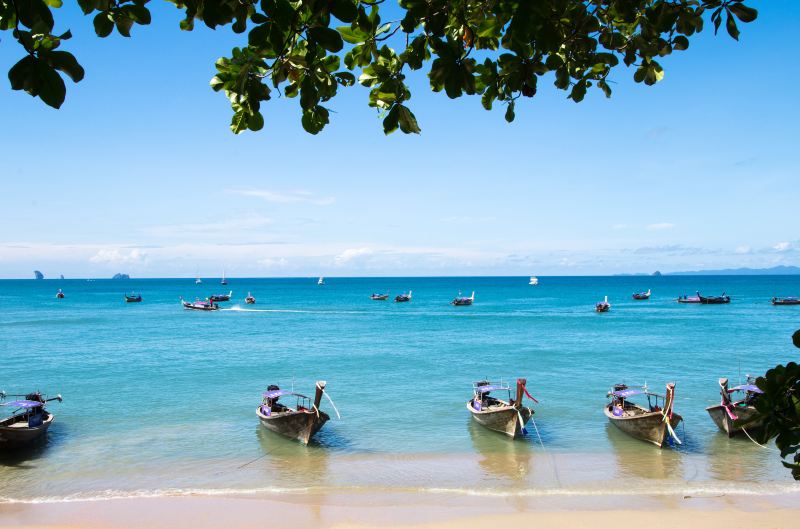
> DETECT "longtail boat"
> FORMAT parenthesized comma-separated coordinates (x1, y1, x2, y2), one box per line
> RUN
(0, 391, 62, 450)
(772, 296, 800, 306)
(677, 294, 701, 303)
(451, 291, 475, 306)
(245, 292, 256, 304)
(395, 291, 412, 303)
(256, 382, 332, 444)
(605, 383, 682, 448)
(467, 379, 536, 438)
(596, 295, 611, 312)
(56, 289, 64, 299)
(180, 297, 219, 311)
(706, 377, 764, 437)
(124, 292, 142, 303)
(698, 292, 730, 304)
(370, 293, 389, 300)
(632, 289, 651, 300)
(209, 290, 232, 302)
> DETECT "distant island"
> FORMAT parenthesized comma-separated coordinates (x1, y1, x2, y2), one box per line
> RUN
(669, 265, 800, 276)
(33, 270, 44, 280)
(111, 273, 131, 280)
(618, 265, 800, 276)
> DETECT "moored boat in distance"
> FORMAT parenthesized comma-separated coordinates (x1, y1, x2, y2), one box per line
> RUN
(605, 383, 682, 448)
(529, 276, 538, 286)
(317, 277, 325, 285)
(209, 291, 232, 302)
(245, 292, 256, 304)
(220, 270, 227, 285)
(772, 296, 800, 306)
(698, 292, 730, 304)
(677, 293, 701, 304)
(180, 297, 219, 311)
(0, 391, 62, 450)
(256, 381, 333, 444)
(706, 377, 764, 437)
(395, 291, 412, 303)
(467, 379, 535, 438)
(596, 295, 610, 312)
(370, 292, 389, 300)
(451, 291, 475, 306)
(124, 292, 142, 303)
(632, 289, 651, 300)
(56, 289, 64, 299)
(195, 275, 202, 284)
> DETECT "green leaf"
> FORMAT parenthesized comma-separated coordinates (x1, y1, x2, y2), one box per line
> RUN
(116, 16, 134, 37)
(673, 36, 689, 51)
(44, 50, 85, 83)
(231, 111, 248, 134)
(93, 13, 113, 37)
(504, 101, 515, 123)
(725, 12, 740, 40)
(793, 329, 800, 349)
(308, 26, 343, 53)
(248, 111, 264, 131)
(331, 0, 357, 23)
(301, 105, 329, 134)
(382, 104, 399, 134)
(729, 3, 758, 23)
(337, 25, 367, 44)
(396, 105, 421, 134)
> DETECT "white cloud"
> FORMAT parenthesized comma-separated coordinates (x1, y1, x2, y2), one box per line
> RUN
(230, 188, 335, 206)
(258, 257, 289, 268)
(773, 241, 792, 252)
(90, 248, 148, 266)
(646, 222, 676, 231)
(734, 245, 752, 255)
(334, 247, 373, 265)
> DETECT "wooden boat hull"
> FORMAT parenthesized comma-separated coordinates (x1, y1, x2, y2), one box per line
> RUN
(256, 407, 329, 444)
(604, 405, 682, 448)
(182, 301, 218, 311)
(677, 298, 701, 304)
(0, 413, 53, 449)
(467, 401, 532, 438)
(245, 299, 256, 304)
(125, 297, 142, 303)
(706, 404, 763, 437)
(772, 299, 800, 306)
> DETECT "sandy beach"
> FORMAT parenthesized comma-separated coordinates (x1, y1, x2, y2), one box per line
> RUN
(2, 490, 798, 529)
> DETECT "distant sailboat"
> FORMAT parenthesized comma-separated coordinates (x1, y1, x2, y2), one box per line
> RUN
(221, 270, 227, 285)
(318, 277, 324, 285)
(529, 276, 538, 286)
(195, 275, 202, 284)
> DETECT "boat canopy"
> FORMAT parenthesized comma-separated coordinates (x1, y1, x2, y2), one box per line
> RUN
(729, 384, 763, 394)
(1, 400, 43, 408)
(262, 389, 299, 399)
(475, 384, 509, 394)
(610, 388, 644, 398)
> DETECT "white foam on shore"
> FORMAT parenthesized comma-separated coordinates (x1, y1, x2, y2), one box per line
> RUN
(3, 482, 799, 505)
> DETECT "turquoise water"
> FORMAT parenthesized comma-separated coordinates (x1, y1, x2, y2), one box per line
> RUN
(1, 276, 800, 502)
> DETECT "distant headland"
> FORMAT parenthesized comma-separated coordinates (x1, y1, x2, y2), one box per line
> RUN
(111, 273, 131, 280)
(33, 270, 44, 280)
(618, 265, 800, 276)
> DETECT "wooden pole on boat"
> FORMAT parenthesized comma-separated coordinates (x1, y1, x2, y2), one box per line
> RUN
(515, 378, 526, 408)
(314, 381, 326, 410)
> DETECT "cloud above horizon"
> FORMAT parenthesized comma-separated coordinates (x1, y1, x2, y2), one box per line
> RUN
(229, 188, 335, 206)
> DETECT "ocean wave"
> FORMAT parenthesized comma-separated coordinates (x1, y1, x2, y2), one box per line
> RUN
(3, 482, 799, 505)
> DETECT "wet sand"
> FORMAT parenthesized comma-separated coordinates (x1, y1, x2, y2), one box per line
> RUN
(1, 490, 798, 529)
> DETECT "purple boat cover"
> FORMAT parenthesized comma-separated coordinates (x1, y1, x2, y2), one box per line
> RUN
(1, 400, 43, 409)
(476, 385, 508, 394)
(730, 384, 763, 394)
(610, 389, 643, 398)
(262, 389, 297, 399)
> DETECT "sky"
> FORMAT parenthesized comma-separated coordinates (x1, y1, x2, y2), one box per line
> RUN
(1, 1, 798, 278)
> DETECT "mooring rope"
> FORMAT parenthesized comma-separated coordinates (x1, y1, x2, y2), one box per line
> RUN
(740, 426, 780, 452)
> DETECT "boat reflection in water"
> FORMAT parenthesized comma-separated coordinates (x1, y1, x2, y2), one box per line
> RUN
(606, 423, 684, 481)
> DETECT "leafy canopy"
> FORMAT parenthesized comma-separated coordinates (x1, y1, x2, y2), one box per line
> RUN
(756, 330, 800, 480)
(2, 0, 758, 134)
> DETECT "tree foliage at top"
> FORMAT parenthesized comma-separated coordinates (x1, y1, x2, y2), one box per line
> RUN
(2, 0, 758, 134)
(756, 330, 800, 480)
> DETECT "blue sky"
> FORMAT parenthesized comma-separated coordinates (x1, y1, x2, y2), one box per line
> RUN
(1, 1, 798, 278)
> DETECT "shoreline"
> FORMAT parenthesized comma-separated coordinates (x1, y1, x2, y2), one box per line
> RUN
(1, 490, 799, 529)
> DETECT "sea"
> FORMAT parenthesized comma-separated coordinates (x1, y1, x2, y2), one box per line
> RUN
(1, 275, 800, 503)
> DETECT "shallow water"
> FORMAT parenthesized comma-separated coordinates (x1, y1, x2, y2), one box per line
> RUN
(1, 276, 799, 502)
